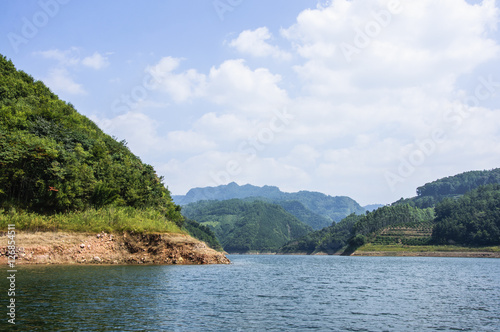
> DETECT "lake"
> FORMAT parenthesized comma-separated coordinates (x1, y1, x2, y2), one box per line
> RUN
(3, 255, 500, 331)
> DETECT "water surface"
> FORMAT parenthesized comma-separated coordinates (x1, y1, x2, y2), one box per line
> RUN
(2, 255, 499, 331)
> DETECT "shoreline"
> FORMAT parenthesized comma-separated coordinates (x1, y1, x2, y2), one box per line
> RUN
(228, 250, 500, 258)
(350, 250, 500, 258)
(0, 231, 230, 265)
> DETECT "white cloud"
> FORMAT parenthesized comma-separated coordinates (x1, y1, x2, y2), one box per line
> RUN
(91, 112, 161, 155)
(92, 0, 500, 205)
(229, 27, 292, 60)
(43, 67, 86, 95)
(206, 59, 289, 114)
(82, 52, 110, 70)
(35, 48, 111, 95)
(146, 56, 206, 103)
(146, 57, 289, 114)
(35, 47, 80, 66)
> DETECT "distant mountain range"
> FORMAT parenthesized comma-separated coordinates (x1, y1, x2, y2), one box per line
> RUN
(174, 182, 369, 227)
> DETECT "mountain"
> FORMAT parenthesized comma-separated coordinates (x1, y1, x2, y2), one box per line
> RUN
(181, 199, 313, 253)
(173, 182, 285, 204)
(432, 184, 500, 246)
(0, 55, 179, 219)
(393, 168, 500, 208)
(174, 182, 366, 224)
(0, 55, 222, 250)
(279, 213, 363, 254)
(280, 169, 500, 255)
(273, 200, 333, 230)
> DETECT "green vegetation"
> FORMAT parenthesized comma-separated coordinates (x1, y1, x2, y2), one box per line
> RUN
(0, 55, 180, 222)
(0, 55, 225, 249)
(182, 199, 313, 253)
(250, 198, 332, 230)
(279, 213, 362, 254)
(393, 168, 500, 208)
(370, 221, 433, 246)
(0, 207, 182, 234)
(353, 204, 435, 237)
(183, 218, 224, 251)
(357, 244, 500, 253)
(174, 181, 366, 226)
(432, 184, 500, 246)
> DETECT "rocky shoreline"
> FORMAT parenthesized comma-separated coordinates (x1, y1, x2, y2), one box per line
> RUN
(0, 231, 230, 265)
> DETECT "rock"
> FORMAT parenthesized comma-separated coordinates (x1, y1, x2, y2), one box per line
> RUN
(93, 256, 102, 263)
(80, 243, 85, 248)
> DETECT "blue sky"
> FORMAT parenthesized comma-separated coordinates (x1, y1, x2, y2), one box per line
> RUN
(1, 0, 500, 205)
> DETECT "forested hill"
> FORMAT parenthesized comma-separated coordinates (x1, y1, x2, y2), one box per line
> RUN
(174, 182, 366, 223)
(393, 168, 500, 208)
(182, 199, 313, 253)
(0, 55, 187, 227)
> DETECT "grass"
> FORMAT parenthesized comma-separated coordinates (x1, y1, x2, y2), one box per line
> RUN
(358, 243, 500, 253)
(0, 207, 184, 234)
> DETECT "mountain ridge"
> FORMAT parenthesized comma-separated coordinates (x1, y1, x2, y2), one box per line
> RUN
(174, 182, 367, 224)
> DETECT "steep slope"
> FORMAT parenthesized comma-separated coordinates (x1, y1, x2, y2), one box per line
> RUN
(0, 55, 179, 220)
(274, 200, 332, 230)
(182, 199, 313, 253)
(0, 55, 223, 252)
(279, 213, 363, 254)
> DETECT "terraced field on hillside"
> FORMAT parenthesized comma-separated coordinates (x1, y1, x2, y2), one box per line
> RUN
(371, 221, 433, 246)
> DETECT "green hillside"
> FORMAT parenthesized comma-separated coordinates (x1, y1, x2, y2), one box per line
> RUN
(279, 213, 362, 254)
(174, 182, 366, 224)
(0, 55, 178, 217)
(274, 200, 332, 230)
(281, 171, 500, 255)
(393, 168, 500, 208)
(182, 199, 313, 253)
(0, 55, 221, 248)
(432, 184, 500, 246)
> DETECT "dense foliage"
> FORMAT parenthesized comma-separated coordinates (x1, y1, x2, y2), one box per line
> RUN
(182, 199, 313, 253)
(352, 204, 435, 236)
(393, 168, 500, 209)
(417, 169, 500, 197)
(183, 218, 224, 251)
(274, 200, 332, 230)
(279, 213, 363, 254)
(174, 182, 366, 223)
(0, 55, 184, 230)
(432, 184, 500, 246)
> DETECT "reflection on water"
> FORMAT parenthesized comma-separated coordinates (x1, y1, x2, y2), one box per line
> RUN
(2, 256, 500, 331)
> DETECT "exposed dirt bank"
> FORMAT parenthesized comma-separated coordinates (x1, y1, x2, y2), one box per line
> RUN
(0, 231, 230, 265)
(350, 251, 500, 258)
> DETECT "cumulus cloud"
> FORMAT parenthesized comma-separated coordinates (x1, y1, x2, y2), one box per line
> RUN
(35, 48, 110, 95)
(82, 52, 110, 69)
(43, 67, 86, 95)
(283, 0, 499, 92)
(145, 56, 206, 103)
(109, 0, 500, 204)
(229, 27, 292, 60)
(206, 59, 289, 114)
(35, 47, 81, 66)
(146, 57, 289, 113)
